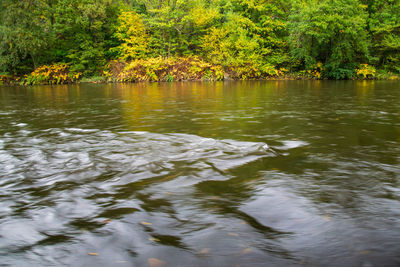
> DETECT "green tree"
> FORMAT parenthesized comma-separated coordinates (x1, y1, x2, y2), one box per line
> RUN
(0, 0, 54, 74)
(289, 0, 370, 79)
(0, 0, 118, 75)
(230, 0, 291, 67)
(141, 0, 198, 57)
(127, 0, 222, 57)
(201, 13, 263, 67)
(365, 0, 400, 73)
(200, 0, 290, 77)
(51, 0, 118, 75)
(1, 0, 398, 79)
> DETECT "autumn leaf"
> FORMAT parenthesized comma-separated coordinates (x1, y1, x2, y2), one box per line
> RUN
(148, 258, 166, 267)
(241, 248, 252, 254)
(200, 248, 210, 255)
(88, 252, 99, 256)
(101, 219, 111, 224)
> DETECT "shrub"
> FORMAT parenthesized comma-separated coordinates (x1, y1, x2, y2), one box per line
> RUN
(356, 64, 376, 79)
(106, 57, 225, 82)
(226, 63, 278, 80)
(0, 74, 18, 85)
(24, 64, 81, 85)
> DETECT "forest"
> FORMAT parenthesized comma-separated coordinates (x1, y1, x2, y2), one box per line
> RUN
(0, 0, 399, 84)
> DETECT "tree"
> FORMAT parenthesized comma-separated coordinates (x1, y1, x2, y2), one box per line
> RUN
(113, 9, 150, 60)
(51, 0, 118, 75)
(230, 0, 291, 67)
(201, 13, 263, 67)
(0, 0, 118, 75)
(289, 0, 370, 79)
(200, 0, 290, 77)
(0, 0, 54, 74)
(365, 0, 400, 73)
(0, 0, 398, 79)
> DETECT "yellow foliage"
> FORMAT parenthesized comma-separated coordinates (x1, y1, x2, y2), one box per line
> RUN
(114, 11, 149, 61)
(106, 57, 225, 82)
(201, 27, 230, 65)
(227, 62, 277, 80)
(189, 7, 220, 27)
(305, 62, 324, 79)
(0, 74, 18, 84)
(24, 63, 81, 85)
(356, 64, 376, 79)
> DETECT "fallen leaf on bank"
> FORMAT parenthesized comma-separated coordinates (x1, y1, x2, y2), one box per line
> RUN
(101, 219, 111, 224)
(88, 252, 99, 256)
(148, 258, 166, 267)
(149, 237, 160, 242)
(141, 221, 152, 225)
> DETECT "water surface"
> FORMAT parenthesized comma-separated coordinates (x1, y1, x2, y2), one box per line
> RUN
(0, 81, 399, 266)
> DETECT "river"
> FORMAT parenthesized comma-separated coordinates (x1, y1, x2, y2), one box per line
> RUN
(0, 81, 399, 266)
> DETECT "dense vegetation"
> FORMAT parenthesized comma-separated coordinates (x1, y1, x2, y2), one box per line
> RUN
(0, 0, 399, 83)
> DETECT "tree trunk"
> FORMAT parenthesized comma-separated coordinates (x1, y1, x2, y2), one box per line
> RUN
(31, 53, 37, 70)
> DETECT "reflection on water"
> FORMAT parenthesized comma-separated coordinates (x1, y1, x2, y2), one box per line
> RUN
(0, 81, 399, 266)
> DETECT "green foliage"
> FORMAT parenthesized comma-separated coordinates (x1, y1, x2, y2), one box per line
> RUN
(52, 0, 118, 75)
(137, 0, 209, 57)
(374, 69, 400, 80)
(365, 0, 400, 73)
(289, 0, 369, 79)
(0, 0, 399, 80)
(0, 0, 54, 74)
(201, 0, 290, 69)
(0, 0, 119, 76)
(166, 74, 174, 82)
(201, 14, 263, 67)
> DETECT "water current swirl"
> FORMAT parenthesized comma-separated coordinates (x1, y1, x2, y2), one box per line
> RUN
(0, 81, 399, 266)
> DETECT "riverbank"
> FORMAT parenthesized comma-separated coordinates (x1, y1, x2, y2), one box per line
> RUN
(1, 57, 399, 86)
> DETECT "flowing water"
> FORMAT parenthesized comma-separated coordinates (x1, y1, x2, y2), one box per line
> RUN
(0, 81, 399, 266)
